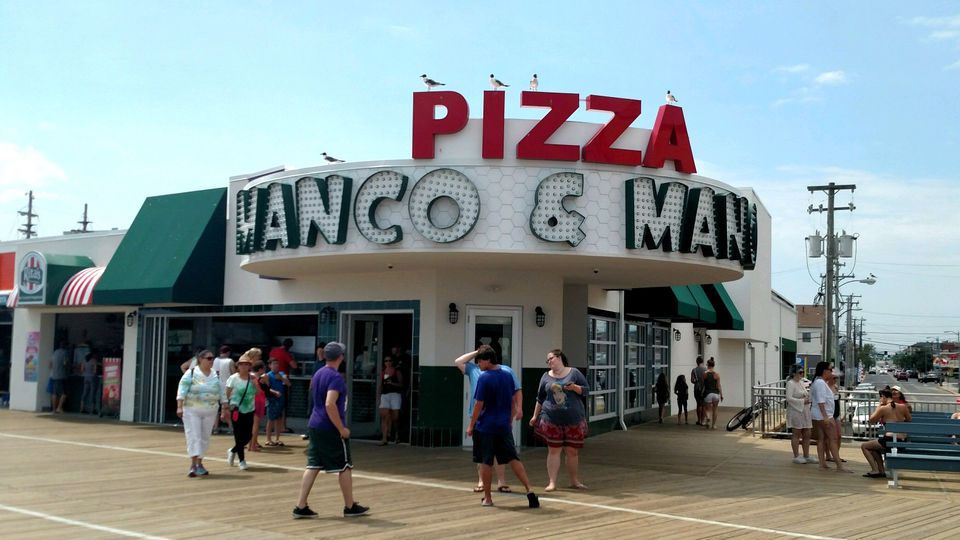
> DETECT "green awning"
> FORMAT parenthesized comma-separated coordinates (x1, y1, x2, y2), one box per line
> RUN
(93, 188, 227, 305)
(625, 285, 700, 321)
(686, 285, 717, 325)
(781, 338, 797, 353)
(700, 283, 745, 331)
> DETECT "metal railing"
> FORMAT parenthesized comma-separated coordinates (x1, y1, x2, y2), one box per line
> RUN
(749, 381, 958, 441)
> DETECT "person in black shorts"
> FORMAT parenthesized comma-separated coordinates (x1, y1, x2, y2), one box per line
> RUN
(466, 345, 539, 509)
(691, 356, 706, 426)
(293, 342, 369, 518)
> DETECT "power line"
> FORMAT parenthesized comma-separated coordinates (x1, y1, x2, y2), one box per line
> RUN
(859, 261, 960, 268)
(862, 310, 960, 319)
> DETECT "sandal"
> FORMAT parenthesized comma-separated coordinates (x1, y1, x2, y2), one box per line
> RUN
(265, 441, 278, 447)
(497, 486, 512, 493)
(275, 441, 285, 447)
(481, 498, 494, 507)
(568, 483, 588, 490)
(863, 472, 884, 478)
(473, 485, 484, 493)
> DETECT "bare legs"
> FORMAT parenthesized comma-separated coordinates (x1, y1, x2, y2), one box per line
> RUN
(379, 408, 401, 444)
(861, 440, 885, 474)
(544, 445, 585, 490)
(791, 427, 812, 458)
(475, 461, 510, 489)
(298, 468, 355, 510)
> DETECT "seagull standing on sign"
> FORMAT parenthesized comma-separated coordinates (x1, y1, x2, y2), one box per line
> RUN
(529, 74, 538, 91)
(490, 74, 509, 90)
(322, 153, 345, 163)
(421, 74, 445, 91)
(665, 90, 678, 105)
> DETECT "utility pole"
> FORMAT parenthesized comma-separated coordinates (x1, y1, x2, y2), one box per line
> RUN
(807, 182, 856, 374)
(844, 294, 860, 385)
(78, 204, 92, 232)
(18, 190, 38, 238)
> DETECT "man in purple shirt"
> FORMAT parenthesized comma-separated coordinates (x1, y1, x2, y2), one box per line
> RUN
(293, 342, 370, 519)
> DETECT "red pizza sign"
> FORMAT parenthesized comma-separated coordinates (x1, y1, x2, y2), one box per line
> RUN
(412, 91, 697, 173)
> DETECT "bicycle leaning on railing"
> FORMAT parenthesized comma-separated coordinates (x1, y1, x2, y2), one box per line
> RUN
(726, 396, 768, 431)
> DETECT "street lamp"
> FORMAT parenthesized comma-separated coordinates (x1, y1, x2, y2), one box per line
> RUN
(945, 330, 960, 343)
(836, 274, 877, 387)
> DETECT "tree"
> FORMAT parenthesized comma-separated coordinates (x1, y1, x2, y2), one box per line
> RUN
(858, 343, 877, 370)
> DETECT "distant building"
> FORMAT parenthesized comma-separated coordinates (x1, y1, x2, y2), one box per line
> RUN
(796, 304, 824, 375)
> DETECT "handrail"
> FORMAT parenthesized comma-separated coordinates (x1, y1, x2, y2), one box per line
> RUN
(747, 381, 959, 440)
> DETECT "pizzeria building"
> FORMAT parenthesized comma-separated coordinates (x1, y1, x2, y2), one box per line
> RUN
(2, 90, 796, 446)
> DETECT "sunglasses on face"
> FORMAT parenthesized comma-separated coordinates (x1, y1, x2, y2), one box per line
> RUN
(202, 355, 214, 360)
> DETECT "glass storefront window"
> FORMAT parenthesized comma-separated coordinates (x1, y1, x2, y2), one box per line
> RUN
(588, 316, 618, 421)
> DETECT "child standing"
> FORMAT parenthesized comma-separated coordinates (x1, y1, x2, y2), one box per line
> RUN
(248, 359, 269, 452)
(674, 375, 689, 424)
(654, 372, 669, 424)
(262, 358, 289, 446)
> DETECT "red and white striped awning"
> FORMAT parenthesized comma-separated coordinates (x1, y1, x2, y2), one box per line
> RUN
(2, 288, 16, 308)
(58, 267, 106, 306)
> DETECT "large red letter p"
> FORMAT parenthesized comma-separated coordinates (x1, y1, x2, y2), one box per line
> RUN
(412, 91, 469, 159)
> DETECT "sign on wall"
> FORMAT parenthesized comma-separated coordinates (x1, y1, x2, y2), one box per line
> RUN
(23, 331, 39, 382)
(101, 357, 122, 416)
(17, 251, 46, 305)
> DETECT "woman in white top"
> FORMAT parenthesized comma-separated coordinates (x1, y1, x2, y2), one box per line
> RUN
(785, 366, 816, 464)
(176, 350, 228, 477)
(809, 361, 850, 472)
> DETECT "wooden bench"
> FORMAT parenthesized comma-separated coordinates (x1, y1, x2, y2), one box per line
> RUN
(883, 422, 960, 488)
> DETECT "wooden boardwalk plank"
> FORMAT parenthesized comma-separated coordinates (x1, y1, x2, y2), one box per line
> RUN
(3, 410, 960, 539)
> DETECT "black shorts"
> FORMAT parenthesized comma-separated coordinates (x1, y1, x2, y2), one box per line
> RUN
(693, 389, 704, 404)
(472, 430, 519, 466)
(306, 428, 353, 473)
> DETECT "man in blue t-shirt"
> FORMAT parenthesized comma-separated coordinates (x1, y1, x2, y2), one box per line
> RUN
(456, 346, 522, 493)
(293, 342, 369, 519)
(466, 345, 539, 509)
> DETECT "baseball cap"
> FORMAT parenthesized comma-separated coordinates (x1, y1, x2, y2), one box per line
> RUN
(891, 385, 902, 392)
(324, 341, 346, 361)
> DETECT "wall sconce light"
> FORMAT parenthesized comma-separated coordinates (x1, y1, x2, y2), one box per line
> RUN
(126, 310, 138, 328)
(448, 303, 459, 324)
(706, 334, 713, 345)
(535, 306, 546, 328)
(319, 306, 337, 324)
(673, 329, 682, 342)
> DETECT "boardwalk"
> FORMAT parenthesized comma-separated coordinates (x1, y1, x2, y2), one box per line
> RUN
(1, 410, 959, 539)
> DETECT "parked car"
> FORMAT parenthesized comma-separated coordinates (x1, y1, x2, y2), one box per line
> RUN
(906, 369, 918, 379)
(868, 369, 877, 375)
(896, 371, 909, 381)
(919, 372, 941, 383)
(851, 402, 881, 437)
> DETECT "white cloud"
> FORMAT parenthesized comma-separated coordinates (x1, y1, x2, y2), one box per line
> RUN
(774, 64, 810, 74)
(0, 143, 67, 187)
(944, 59, 960, 71)
(908, 15, 960, 28)
(814, 70, 847, 85)
(930, 30, 960, 40)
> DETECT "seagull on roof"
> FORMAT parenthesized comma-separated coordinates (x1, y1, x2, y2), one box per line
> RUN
(665, 90, 678, 104)
(322, 152, 345, 163)
(420, 74, 445, 91)
(529, 74, 538, 91)
(490, 74, 509, 90)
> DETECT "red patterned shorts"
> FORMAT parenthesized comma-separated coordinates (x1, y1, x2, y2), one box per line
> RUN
(534, 417, 587, 448)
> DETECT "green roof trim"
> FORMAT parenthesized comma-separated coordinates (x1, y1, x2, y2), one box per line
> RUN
(781, 338, 797, 353)
(701, 283, 745, 331)
(93, 188, 227, 305)
(18, 254, 95, 305)
(686, 285, 717, 324)
(625, 286, 700, 321)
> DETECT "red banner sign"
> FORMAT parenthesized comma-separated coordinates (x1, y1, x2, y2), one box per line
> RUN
(101, 357, 121, 416)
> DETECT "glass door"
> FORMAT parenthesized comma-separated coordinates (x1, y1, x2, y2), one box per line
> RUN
(347, 315, 383, 440)
(463, 306, 522, 447)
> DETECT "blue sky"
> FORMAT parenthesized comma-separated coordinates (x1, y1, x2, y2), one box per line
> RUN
(1, 1, 959, 352)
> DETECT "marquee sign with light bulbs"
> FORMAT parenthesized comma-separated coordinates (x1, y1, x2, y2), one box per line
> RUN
(234, 92, 758, 271)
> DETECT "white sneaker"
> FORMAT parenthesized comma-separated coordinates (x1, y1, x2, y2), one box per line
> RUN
(792, 456, 807, 464)
(238, 460, 248, 470)
(805, 456, 819, 464)
(227, 449, 236, 466)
